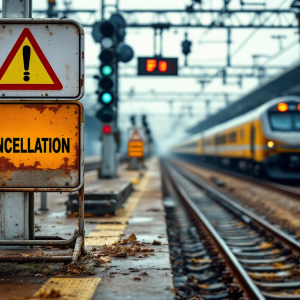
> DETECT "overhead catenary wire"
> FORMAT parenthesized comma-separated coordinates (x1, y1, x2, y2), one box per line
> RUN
(228, 0, 288, 58)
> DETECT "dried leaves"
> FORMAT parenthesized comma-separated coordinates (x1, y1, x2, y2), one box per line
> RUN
(93, 255, 111, 266)
(119, 233, 137, 244)
(258, 242, 274, 250)
(190, 258, 212, 264)
(99, 245, 154, 258)
(152, 240, 161, 245)
(35, 289, 61, 298)
(62, 263, 93, 276)
(98, 233, 155, 258)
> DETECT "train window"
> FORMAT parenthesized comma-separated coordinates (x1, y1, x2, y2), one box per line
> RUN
(295, 115, 300, 130)
(269, 112, 300, 131)
(215, 135, 226, 145)
(180, 142, 198, 148)
(204, 139, 211, 146)
(229, 132, 236, 143)
(240, 130, 244, 140)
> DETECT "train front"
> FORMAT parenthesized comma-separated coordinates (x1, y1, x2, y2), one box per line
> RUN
(261, 97, 300, 179)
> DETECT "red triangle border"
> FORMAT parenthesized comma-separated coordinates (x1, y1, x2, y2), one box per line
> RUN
(130, 130, 143, 141)
(0, 28, 63, 91)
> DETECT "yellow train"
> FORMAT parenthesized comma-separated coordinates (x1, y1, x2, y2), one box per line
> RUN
(171, 96, 300, 179)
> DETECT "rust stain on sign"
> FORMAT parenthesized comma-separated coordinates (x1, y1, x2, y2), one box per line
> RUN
(23, 104, 62, 114)
(0, 157, 42, 171)
(0, 102, 82, 190)
(80, 74, 84, 87)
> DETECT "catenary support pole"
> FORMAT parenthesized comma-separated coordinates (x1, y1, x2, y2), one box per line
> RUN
(0, 0, 32, 247)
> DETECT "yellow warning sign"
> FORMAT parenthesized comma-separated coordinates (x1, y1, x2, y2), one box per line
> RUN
(129, 130, 143, 141)
(0, 28, 62, 90)
(1, 38, 53, 84)
(128, 141, 144, 158)
(0, 102, 82, 190)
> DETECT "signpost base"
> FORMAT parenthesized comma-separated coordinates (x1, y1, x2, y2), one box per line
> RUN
(128, 157, 141, 170)
(0, 185, 86, 264)
(0, 192, 29, 249)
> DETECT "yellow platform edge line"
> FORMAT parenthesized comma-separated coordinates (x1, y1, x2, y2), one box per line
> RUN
(31, 173, 150, 300)
(84, 174, 150, 246)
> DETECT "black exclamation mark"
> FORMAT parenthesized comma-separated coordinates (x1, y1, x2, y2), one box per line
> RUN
(23, 46, 30, 82)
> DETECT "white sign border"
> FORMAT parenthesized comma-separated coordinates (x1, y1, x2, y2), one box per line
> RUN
(0, 18, 84, 101)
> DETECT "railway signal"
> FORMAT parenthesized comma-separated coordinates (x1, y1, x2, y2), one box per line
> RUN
(95, 19, 118, 178)
(94, 14, 133, 178)
(181, 32, 192, 66)
(130, 115, 136, 126)
(47, 0, 58, 18)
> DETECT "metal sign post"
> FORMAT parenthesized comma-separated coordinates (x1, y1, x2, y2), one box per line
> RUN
(0, 0, 32, 248)
(0, 0, 86, 264)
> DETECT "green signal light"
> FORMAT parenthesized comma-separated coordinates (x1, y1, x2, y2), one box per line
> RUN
(101, 64, 113, 76)
(102, 93, 112, 104)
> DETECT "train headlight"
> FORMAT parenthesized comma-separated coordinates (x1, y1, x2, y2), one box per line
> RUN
(277, 103, 288, 112)
(267, 141, 275, 149)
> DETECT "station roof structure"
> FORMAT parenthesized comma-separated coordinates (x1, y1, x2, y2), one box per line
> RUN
(187, 61, 300, 134)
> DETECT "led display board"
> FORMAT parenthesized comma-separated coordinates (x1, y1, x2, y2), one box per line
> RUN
(138, 57, 178, 76)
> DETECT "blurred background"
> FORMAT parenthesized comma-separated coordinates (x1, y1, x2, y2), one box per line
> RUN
(4, 0, 299, 157)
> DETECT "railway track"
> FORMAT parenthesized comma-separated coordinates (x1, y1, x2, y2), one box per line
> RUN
(163, 159, 300, 300)
(174, 155, 300, 199)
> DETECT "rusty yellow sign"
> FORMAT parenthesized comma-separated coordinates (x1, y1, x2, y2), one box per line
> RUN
(0, 102, 83, 191)
(128, 141, 144, 158)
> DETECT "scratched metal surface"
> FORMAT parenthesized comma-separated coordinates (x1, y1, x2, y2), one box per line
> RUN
(0, 19, 84, 100)
(0, 101, 84, 191)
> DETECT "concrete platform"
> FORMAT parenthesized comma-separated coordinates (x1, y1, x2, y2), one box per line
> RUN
(0, 158, 175, 300)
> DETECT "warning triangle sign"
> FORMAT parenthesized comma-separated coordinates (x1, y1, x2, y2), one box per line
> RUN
(0, 28, 63, 90)
(130, 130, 143, 141)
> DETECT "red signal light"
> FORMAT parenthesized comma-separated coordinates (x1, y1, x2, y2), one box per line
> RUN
(298, 103, 300, 111)
(159, 61, 168, 72)
(277, 103, 288, 112)
(146, 59, 157, 72)
(103, 125, 111, 134)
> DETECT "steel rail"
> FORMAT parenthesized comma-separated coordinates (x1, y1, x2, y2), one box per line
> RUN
(168, 158, 300, 256)
(163, 161, 266, 300)
(174, 156, 300, 198)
